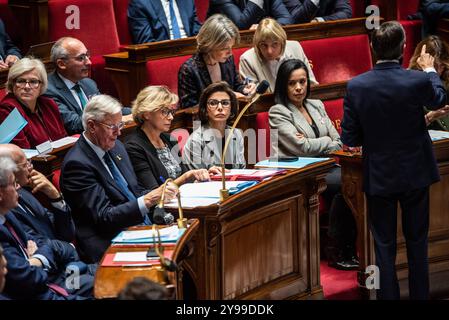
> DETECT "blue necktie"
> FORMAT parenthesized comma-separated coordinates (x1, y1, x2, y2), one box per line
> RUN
(73, 84, 87, 109)
(168, 0, 181, 39)
(103, 152, 151, 225)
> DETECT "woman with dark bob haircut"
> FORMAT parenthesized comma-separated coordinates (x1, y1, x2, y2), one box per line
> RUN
(183, 81, 246, 169)
(269, 59, 358, 271)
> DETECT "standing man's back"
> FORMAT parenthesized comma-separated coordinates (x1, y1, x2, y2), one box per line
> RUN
(341, 21, 446, 300)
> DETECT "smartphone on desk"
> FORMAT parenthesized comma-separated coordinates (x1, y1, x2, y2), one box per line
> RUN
(270, 157, 298, 162)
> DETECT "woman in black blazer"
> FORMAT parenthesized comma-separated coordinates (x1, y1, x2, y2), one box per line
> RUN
(125, 86, 220, 190)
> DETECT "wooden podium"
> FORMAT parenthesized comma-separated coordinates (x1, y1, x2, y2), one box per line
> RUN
(173, 159, 335, 300)
(94, 219, 199, 299)
(335, 139, 449, 298)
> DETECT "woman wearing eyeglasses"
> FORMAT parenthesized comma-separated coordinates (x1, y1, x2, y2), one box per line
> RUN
(125, 86, 219, 190)
(0, 57, 67, 149)
(183, 81, 246, 170)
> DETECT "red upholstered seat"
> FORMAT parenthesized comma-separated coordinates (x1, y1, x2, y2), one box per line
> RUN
(113, 0, 132, 46)
(349, 0, 366, 18)
(0, 88, 6, 101)
(232, 47, 249, 69)
(146, 55, 191, 93)
(397, 0, 420, 20)
(194, 0, 209, 23)
(301, 35, 372, 84)
(323, 98, 344, 134)
(48, 0, 120, 96)
(255, 112, 271, 162)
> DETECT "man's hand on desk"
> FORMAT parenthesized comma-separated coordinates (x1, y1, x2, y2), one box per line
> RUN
(426, 105, 449, 125)
(144, 182, 178, 208)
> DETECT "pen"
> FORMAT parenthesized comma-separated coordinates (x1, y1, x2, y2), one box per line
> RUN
(121, 263, 154, 268)
(159, 175, 166, 183)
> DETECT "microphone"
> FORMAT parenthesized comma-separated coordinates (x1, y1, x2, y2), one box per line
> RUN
(153, 178, 187, 229)
(148, 225, 177, 280)
(219, 80, 270, 201)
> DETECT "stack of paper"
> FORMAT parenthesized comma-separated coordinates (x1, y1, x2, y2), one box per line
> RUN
(255, 157, 330, 169)
(210, 169, 286, 181)
(112, 225, 184, 244)
(429, 130, 449, 142)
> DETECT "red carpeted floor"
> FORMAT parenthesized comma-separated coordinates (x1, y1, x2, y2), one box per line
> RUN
(320, 261, 361, 300)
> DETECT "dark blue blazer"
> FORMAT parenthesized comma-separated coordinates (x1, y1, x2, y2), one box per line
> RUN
(44, 72, 100, 135)
(61, 135, 151, 262)
(208, 0, 293, 29)
(0, 212, 61, 300)
(0, 19, 21, 61)
(12, 188, 75, 243)
(341, 62, 447, 195)
(128, 0, 202, 44)
(283, 0, 352, 23)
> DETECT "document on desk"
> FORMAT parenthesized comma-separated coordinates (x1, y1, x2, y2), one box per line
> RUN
(114, 251, 149, 262)
(255, 157, 330, 169)
(51, 136, 79, 149)
(22, 149, 39, 159)
(165, 181, 250, 208)
(429, 130, 449, 141)
(112, 225, 184, 244)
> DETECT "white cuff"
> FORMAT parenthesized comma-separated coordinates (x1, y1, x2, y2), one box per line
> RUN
(424, 67, 437, 73)
(249, 0, 264, 10)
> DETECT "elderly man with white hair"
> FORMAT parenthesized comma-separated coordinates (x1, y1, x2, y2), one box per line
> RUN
(61, 95, 177, 263)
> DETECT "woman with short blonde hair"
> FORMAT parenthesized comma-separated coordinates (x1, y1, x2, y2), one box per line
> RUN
(125, 86, 220, 190)
(178, 14, 255, 109)
(240, 18, 317, 93)
(0, 57, 66, 148)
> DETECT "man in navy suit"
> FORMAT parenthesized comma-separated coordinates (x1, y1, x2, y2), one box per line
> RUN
(208, 0, 293, 30)
(0, 156, 90, 299)
(45, 37, 132, 135)
(0, 18, 21, 69)
(128, 0, 202, 44)
(283, 0, 352, 23)
(341, 21, 447, 299)
(61, 95, 177, 263)
(420, 0, 449, 36)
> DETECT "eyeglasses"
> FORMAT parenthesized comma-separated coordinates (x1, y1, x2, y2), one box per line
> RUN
(15, 78, 42, 89)
(160, 108, 176, 118)
(67, 51, 91, 62)
(0, 180, 19, 189)
(207, 99, 231, 109)
(96, 121, 125, 131)
(17, 159, 32, 169)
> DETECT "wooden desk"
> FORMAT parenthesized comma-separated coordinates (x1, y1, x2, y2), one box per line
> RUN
(334, 139, 449, 297)
(94, 219, 199, 299)
(171, 159, 335, 300)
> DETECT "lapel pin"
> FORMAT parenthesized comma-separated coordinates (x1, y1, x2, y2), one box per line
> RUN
(116, 155, 122, 161)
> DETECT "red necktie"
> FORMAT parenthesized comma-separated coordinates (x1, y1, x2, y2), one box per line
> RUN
(47, 283, 69, 297)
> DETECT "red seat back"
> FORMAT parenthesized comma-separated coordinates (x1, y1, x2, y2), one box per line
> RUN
(349, 0, 365, 18)
(301, 35, 372, 83)
(255, 112, 271, 162)
(113, 0, 132, 45)
(397, 0, 420, 20)
(52, 169, 61, 192)
(48, 0, 120, 56)
(194, 0, 208, 23)
(146, 55, 191, 93)
(232, 47, 249, 69)
(323, 98, 344, 134)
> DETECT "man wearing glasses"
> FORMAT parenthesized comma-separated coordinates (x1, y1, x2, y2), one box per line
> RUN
(45, 37, 132, 135)
(61, 95, 177, 263)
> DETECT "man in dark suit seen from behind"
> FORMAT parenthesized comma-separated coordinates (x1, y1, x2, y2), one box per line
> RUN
(45, 37, 132, 135)
(341, 21, 447, 300)
(61, 95, 177, 263)
(0, 18, 21, 69)
(128, 0, 202, 44)
(283, 0, 352, 23)
(208, 0, 293, 30)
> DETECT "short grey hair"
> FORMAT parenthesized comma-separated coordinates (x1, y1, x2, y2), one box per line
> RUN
(82, 94, 123, 130)
(50, 37, 72, 64)
(6, 57, 48, 94)
(197, 14, 240, 54)
(0, 156, 17, 187)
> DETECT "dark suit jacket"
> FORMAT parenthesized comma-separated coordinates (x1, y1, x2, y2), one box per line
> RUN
(128, 0, 202, 44)
(125, 128, 188, 190)
(284, 0, 352, 22)
(341, 62, 447, 195)
(0, 19, 21, 61)
(44, 72, 100, 135)
(178, 53, 246, 108)
(0, 212, 62, 300)
(12, 188, 75, 243)
(61, 135, 151, 262)
(208, 0, 293, 29)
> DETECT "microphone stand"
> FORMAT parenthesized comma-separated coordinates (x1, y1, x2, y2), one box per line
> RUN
(219, 91, 266, 201)
(159, 178, 187, 229)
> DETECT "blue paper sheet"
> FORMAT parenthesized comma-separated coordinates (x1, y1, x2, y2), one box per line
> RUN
(255, 157, 330, 169)
(0, 108, 28, 144)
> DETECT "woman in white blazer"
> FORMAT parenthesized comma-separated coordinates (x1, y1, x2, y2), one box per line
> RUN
(239, 18, 318, 93)
(183, 82, 246, 170)
(269, 58, 357, 271)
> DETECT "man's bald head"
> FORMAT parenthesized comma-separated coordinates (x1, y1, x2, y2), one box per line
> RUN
(0, 144, 24, 163)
